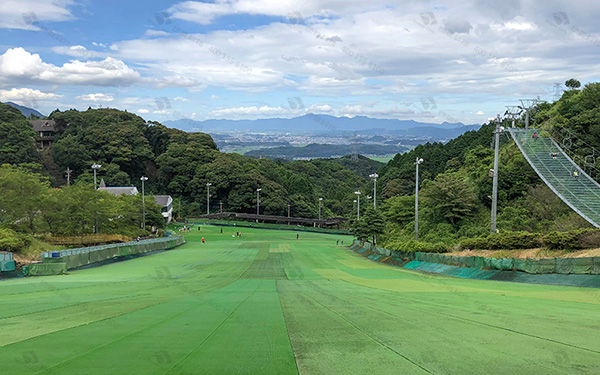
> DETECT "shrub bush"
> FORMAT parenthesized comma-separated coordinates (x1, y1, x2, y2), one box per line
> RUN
(0, 228, 31, 252)
(577, 229, 600, 249)
(461, 231, 541, 250)
(541, 229, 600, 250)
(461, 229, 600, 251)
(542, 230, 580, 250)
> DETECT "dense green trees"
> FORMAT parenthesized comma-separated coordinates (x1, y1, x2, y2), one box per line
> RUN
(421, 173, 477, 226)
(0, 165, 164, 243)
(31, 106, 368, 218)
(376, 82, 600, 251)
(0, 103, 38, 166)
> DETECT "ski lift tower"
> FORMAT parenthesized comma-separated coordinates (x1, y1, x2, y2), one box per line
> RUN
(518, 99, 538, 129)
(504, 106, 522, 128)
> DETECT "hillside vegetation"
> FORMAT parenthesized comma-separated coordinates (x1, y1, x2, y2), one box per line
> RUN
(372, 82, 600, 251)
(0, 105, 371, 219)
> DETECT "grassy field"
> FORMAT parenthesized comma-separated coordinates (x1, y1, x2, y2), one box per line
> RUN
(1, 225, 599, 374)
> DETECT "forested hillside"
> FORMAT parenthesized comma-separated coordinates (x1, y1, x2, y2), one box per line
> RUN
(2, 81, 598, 252)
(371, 82, 600, 251)
(0, 105, 370, 218)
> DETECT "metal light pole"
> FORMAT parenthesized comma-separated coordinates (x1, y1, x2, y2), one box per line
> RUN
(92, 163, 101, 190)
(491, 115, 504, 234)
(369, 173, 378, 207)
(91, 163, 101, 234)
(353, 200, 357, 218)
(256, 188, 261, 222)
(319, 198, 323, 220)
(355, 191, 361, 220)
(206, 182, 211, 215)
(415, 157, 423, 241)
(141, 176, 148, 229)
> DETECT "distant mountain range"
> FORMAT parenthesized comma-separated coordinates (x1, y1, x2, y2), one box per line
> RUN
(245, 143, 408, 160)
(5, 102, 45, 118)
(5, 102, 480, 141)
(164, 114, 480, 138)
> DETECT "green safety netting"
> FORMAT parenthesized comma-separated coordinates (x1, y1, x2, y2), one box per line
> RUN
(89, 250, 100, 264)
(464, 256, 477, 268)
(38, 237, 185, 272)
(499, 258, 514, 271)
(572, 258, 593, 274)
(555, 258, 573, 274)
(27, 263, 66, 276)
(119, 245, 131, 257)
(593, 258, 600, 275)
(0, 260, 15, 272)
(380, 248, 600, 276)
(474, 256, 485, 269)
(524, 259, 538, 274)
(538, 258, 556, 274)
(513, 259, 527, 272)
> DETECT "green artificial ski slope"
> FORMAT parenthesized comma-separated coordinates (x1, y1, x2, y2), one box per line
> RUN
(1, 226, 599, 374)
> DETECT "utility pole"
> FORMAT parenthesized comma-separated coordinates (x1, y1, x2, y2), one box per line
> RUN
(220, 200, 223, 214)
(65, 167, 72, 186)
(415, 157, 423, 241)
(490, 115, 504, 234)
(141, 176, 148, 229)
(206, 182, 211, 215)
(287, 203, 291, 218)
(369, 173, 378, 207)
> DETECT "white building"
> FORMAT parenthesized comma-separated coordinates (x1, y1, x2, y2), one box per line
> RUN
(98, 180, 172, 224)
(153, 195, 174, 224)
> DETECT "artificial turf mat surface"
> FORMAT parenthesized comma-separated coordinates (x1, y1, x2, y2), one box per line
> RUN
(1, 226, 600, 374)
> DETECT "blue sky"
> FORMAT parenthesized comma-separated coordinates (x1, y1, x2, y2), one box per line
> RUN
(0, 0, 599, 125)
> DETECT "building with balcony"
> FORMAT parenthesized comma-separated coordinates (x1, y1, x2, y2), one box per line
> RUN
(29, 120, 56, 149)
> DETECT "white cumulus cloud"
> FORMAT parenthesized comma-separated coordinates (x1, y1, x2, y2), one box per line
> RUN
(0, 87, 63, 101)
(0, 47, 141, 87)
(76, 93, 114, 102)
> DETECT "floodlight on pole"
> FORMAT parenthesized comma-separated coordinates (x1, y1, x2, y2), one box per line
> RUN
(355, 191, 361, 220)
(91, 163, 101, 190)
(141, 176, 148, 230)
(206, 182, 212, 215)
(415, 157, 423, 241)
(91, 163, 101, 234)
(369, 173, 378, 208)
(256, 188, 261, 222)
(319, 198, 323, 220)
